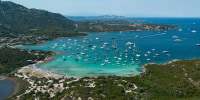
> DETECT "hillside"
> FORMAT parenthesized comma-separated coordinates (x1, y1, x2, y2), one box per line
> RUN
(0, 1, 75, 34)
(0, 1, 87, 45)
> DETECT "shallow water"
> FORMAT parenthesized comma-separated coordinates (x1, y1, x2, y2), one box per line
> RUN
(18, 18, 200, 77)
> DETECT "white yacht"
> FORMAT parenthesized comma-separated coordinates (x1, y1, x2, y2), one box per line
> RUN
(147, 59, 151, 61)
(192, 30, 197, 33)
(135, 35, 139, 38)
(163, 51, 169, 53)
(174, 39, 182, 42)
(104, 42, 109, 45)
(147, 51, 151, 54)
(101, 63, 105, 66)
(172, 36, 179, 39)
(136, 54, 141, 57)
(81, 52, 85, 55)
(155, 54, 160, 56)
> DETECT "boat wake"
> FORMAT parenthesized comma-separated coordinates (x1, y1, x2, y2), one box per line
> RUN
(140, 33, 166, 38)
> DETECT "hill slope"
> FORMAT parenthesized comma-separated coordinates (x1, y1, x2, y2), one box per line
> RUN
(0, 1, 75, 34)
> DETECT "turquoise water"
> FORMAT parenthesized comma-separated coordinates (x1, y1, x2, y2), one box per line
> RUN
(0, 79, 15, 100)
(18, 18, 200, 77)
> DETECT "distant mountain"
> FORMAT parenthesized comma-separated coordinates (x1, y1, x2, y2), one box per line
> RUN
(0, 1, 75, 34)
(67, 15, 127, 19)
(90, 15, 127, 18)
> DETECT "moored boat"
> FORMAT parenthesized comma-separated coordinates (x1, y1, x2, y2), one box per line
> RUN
(196, 44, 200, 46)
(163, 51, 169, 53)
(191, 30, 197, 33)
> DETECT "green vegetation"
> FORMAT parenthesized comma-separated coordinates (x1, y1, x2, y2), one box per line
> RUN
(0, 47, 54, 75)
(129, 59, 200, 99)
(56, 76, 135, 100)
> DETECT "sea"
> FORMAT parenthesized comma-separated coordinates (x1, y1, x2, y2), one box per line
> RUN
(18, 17, 200, 77)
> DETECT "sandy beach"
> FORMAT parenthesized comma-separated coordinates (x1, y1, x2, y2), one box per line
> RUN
(18, 64, 81, 79)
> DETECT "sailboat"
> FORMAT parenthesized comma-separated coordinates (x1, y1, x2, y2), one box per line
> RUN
(136, 54, 141, 57)
(63, 43, 66, 48)
(63, 56, 66, 61)
(81, 52, 86, 55)
(111, 39, 117, 49)
(133, 43, 136, 48)
(192, 30, 197, 33)
(163, 51, 169, 53)
(135, 35, 139, 38)
(101, 63, 105, 66)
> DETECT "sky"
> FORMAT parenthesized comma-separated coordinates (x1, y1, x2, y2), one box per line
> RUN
(2, 0, 200, 17)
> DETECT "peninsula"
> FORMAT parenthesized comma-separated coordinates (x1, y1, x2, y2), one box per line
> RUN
(76, 20, 179, 32)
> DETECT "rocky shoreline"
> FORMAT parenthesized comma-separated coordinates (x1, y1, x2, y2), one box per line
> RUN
(141, 59, 181, 72)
